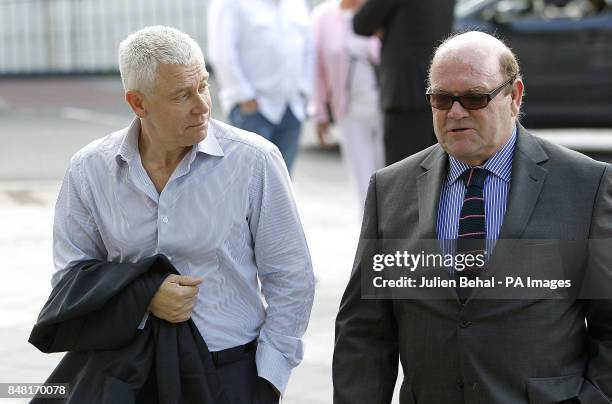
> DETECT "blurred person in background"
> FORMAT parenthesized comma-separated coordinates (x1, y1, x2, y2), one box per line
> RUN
(353, 0, 455, 166)
(312, 0, 384, 210)
(207, 0, 314, 174)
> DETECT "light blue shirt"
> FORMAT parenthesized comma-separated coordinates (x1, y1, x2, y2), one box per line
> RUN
(52, 118, 315, 393)
(437, 127, 517, 256)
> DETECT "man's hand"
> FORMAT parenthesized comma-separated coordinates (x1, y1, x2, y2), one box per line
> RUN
(148, 274, 203, 323)
(340, 0, 364, 10)
(240, 99, 258, 114)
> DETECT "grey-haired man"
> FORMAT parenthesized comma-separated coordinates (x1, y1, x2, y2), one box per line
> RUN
(52, 25, 314, 403)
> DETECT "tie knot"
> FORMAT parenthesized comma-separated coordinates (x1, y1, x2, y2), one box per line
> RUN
(461, 167, 488, 189)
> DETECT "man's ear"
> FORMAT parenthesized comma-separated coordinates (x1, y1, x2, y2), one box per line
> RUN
(125, 90, 148, 118)
(510, 79, 524, 118)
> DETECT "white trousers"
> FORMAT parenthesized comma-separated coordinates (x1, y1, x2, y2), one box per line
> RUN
(337, 106, 384, 210)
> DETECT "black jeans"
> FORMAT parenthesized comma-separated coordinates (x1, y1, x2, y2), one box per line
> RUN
(213, 341, 279, 404)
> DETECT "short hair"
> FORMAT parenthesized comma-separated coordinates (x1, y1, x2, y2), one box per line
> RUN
(498, 44, 521, 95)
(427, 31, 521, 95)
(118, 25, 204, 94)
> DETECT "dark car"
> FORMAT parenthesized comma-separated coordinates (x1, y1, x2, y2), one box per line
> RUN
(455, 0, 612, 127)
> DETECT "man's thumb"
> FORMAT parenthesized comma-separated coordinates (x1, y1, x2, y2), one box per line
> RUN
(175, 275, 203, 286)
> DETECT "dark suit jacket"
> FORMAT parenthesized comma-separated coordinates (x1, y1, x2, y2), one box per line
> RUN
(353, 0, 455, 112)
(333, 125, 612, 403)
(29, 255, 228, 404)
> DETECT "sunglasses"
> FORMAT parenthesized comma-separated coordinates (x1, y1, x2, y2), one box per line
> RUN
(425, 76, 516, 110)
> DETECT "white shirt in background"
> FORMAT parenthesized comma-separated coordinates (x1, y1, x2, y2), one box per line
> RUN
(208, 0, 314, 124)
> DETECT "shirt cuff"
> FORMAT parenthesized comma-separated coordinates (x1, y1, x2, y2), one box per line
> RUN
(137, 312, 149, 330)
(255, 342, 293, 395)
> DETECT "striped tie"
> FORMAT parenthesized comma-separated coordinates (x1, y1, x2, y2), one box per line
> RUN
(456, 167, 488, 301)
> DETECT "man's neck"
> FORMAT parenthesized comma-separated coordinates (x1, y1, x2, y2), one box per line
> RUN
(138, 126, 189, 169)
(137, 124, 191, 194)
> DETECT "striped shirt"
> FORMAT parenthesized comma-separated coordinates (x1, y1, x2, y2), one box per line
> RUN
(52, 118, 314, 393)
(436, 127, 517, 255)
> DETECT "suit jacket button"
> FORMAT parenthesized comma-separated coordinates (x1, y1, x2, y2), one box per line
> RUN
(459, 320, 472, 328)
(457, 381, 464, 389)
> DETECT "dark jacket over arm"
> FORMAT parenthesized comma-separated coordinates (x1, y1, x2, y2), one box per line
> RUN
(29, 255, 228, 404)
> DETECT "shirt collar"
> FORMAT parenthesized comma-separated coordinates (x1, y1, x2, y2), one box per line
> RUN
(447, 126, 517, 185)
(196, 122, 224, 157)
(115, 118, 225, 167)
(115, 118, 141, 165)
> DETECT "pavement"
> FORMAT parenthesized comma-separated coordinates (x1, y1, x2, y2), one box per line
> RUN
(1, 76, 611, 403)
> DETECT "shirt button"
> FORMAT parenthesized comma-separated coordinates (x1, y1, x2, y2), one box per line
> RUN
(161, 216, 169, 223)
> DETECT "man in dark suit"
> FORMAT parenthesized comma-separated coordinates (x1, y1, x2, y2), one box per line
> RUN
(353, 0, 455, 165)
(333, 31, 612, 403)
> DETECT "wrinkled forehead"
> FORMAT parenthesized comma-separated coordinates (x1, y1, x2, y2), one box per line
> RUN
(156, 62, 208, 90)
(430, 46, 502, 91)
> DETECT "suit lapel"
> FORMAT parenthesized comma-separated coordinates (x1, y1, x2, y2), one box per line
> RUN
(497, 125, 549, 240)
(416, 147, 459, 301)
(417, 146, 447, 240)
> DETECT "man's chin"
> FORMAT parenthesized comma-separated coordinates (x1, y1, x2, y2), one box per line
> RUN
(188, 123, 208, 141)
(443, 141, 481, 162)
(196, 128, 208, 142)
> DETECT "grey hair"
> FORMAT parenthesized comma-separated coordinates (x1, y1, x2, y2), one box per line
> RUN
(118, 25, 204, 94)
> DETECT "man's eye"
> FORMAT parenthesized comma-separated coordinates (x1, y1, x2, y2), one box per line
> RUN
(198, 84, 208, 93)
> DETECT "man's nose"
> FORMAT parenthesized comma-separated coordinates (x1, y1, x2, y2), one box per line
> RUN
(193, 94, 209, 114)
(447, 99, 469, 119)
